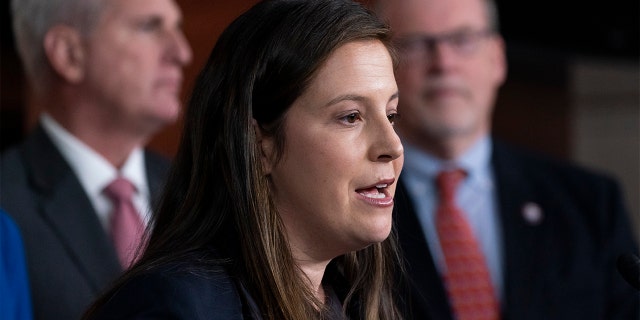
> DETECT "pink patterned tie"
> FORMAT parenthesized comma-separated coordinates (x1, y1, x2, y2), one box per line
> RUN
(436, 169, 500, 320)
(103, 177, 144, 268)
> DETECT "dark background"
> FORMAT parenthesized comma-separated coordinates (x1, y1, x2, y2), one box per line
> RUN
(497, 0, 638, 59)
(1, 0, 639, 156)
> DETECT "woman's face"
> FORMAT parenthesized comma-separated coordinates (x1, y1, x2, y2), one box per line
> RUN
(263, 40, 403, 261)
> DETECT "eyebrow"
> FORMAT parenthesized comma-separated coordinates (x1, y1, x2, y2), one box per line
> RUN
(324, 92, 399, 108)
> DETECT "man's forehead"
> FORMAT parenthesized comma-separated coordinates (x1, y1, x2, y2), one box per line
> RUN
(382, 0, 489, 34)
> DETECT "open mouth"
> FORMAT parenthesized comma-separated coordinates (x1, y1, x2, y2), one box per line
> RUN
(357, 183, 389, 199)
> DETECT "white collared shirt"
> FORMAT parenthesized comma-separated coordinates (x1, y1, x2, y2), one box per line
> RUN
(40, 113, 151, 232)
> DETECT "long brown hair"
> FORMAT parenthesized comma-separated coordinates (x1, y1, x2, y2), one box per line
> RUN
(87, 1, 403, 319)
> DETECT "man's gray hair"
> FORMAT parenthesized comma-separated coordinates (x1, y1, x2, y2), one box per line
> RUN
(11, 0, 105, 93)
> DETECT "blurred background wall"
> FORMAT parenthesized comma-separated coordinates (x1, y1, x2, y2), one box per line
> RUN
(1, 0, 638, 239)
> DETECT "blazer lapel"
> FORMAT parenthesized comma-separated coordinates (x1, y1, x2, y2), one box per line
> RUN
(143, 151, 171, 206)
(24, 126, 121, 292)
(395, 180, 451, 320)
(492, 142, 551, 319)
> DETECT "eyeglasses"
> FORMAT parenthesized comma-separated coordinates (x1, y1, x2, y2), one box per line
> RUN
(395, 29, 495, 62)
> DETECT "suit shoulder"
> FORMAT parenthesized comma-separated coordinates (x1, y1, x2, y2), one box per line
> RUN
(1, 145, 27, 179)
(495, 141, 618, 187)
(0, 145, 33, 211)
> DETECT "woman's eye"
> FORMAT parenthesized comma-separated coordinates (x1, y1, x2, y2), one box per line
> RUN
(341, 112, 361, 124)
(387, 112, 400, 125)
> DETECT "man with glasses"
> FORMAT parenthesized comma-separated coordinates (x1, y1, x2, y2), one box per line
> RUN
(373, 0, 639, 319)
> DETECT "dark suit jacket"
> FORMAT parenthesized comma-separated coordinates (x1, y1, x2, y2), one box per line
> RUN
(0, 125, 170, 320)
(395, 141, 639, 320)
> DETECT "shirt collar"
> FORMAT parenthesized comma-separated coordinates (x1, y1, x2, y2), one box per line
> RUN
(402, 136, 493, 185)
(40, 113, 148, 198)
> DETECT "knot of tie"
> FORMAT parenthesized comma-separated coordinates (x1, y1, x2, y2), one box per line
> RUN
(104, 177, 136, 203)
(436, 169, 466, 203)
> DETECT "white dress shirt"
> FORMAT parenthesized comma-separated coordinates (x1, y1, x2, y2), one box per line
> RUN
(40, 113, 152, 232)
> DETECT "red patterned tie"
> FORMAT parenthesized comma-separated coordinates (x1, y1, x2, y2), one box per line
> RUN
(435, 169, 499, 320)
(103, 177, 145, 268)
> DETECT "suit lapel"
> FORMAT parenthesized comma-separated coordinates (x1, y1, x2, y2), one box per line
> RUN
(23, 126, 122, 292)
(492, 142, 551, 319)
(395, 180, 452, 320)
(143, 151, 170, 206)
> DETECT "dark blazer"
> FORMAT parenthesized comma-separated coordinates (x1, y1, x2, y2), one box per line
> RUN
(86, 252, 358, 320)
(0, 125, 170, 320)
(87, 260, 253, 320)
(395, 141, 639, 320)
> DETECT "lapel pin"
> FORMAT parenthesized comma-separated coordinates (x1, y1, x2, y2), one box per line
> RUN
(522, 202, 543, 225)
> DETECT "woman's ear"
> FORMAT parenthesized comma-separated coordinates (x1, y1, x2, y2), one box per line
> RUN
(252, 119, 275, 175)
(43, 25, 85, 83)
